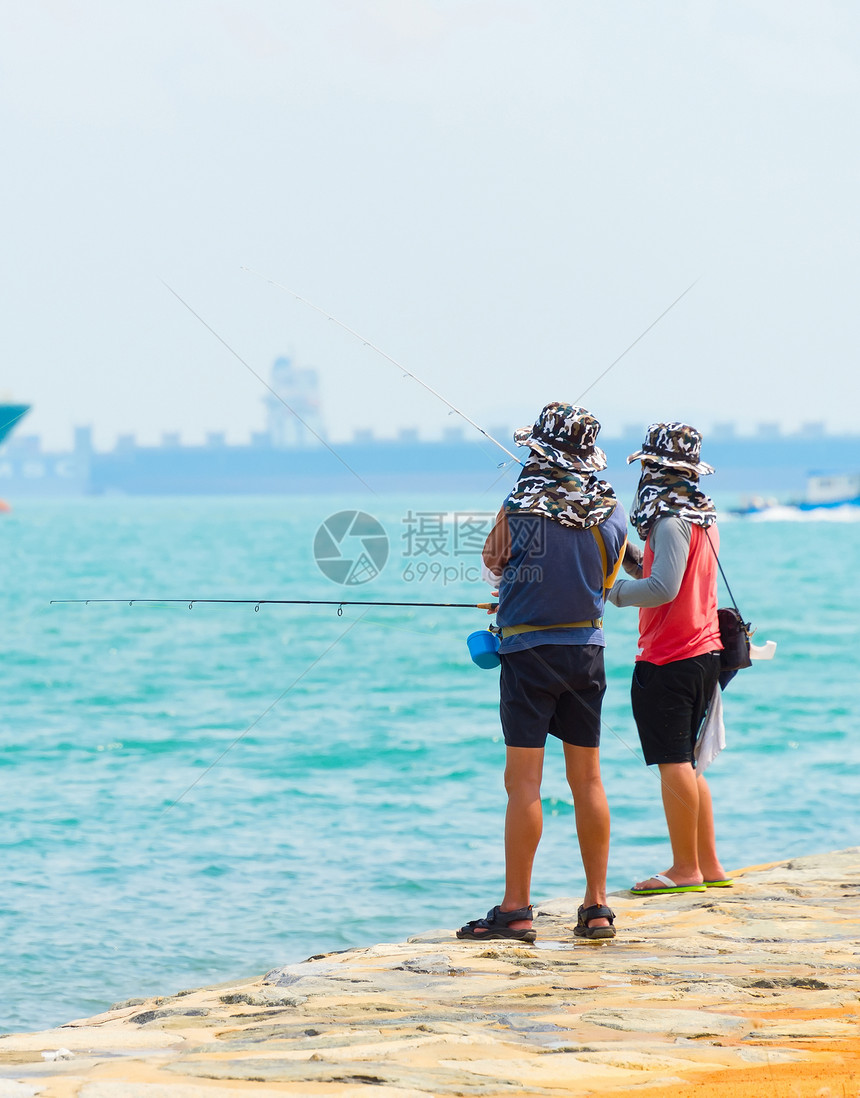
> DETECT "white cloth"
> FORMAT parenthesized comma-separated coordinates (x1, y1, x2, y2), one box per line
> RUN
(481, 560, 502, 588)
(694, 683, 725, 774)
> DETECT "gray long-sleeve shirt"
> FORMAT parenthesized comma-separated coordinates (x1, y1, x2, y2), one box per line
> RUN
(607, 515, 691, 608)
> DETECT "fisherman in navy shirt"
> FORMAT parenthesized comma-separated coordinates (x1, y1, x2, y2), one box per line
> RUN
(457, 403, 627, 943)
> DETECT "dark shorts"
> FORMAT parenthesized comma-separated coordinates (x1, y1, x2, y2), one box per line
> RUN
(499, 644, 605, 749)
(631, 652, 721, 766)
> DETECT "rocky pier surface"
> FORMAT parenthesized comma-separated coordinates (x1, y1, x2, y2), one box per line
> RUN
(1, 848, 858, 1098)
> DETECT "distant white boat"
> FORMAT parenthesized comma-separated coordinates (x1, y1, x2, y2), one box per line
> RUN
(730, 472, 860, 516)
(796, 472, 860, 510)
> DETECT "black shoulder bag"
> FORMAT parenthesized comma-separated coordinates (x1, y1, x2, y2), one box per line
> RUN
(706, 531, 752, 675)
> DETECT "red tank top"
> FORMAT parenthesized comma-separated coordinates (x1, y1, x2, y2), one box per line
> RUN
(637, 522, 723, 665)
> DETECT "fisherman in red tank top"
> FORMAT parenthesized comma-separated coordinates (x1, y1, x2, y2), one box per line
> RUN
(608, 423, 733, 896)
(637, 521, 722, 665)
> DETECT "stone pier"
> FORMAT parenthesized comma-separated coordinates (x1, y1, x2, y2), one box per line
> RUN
(1, 848, 857, 1097)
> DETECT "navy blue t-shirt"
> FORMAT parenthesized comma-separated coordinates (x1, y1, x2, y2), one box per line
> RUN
(496, 503, 628, 654)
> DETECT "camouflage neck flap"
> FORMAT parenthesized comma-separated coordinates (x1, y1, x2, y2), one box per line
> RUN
(629, 463, 717, 540)
(504, 455, 618, 530)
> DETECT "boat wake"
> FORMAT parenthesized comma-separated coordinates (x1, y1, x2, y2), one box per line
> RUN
(745, 504, 860, 523)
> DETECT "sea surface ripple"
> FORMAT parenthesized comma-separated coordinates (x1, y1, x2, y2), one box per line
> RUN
(1, 495, 857, 1032)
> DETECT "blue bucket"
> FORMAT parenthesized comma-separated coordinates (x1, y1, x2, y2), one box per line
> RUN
(467, 629, 501, 669)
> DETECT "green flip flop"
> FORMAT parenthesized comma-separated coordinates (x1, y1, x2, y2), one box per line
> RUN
(630, 873, 707, 895)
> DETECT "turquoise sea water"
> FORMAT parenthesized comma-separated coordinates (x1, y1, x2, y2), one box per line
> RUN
(1, 495, 858, 1033)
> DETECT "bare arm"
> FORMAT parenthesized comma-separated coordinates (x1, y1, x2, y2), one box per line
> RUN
(622, 541, 643, 578)
(481, 508, 510, 586)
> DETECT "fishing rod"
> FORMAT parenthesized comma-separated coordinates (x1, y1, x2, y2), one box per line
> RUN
(574, 278, 700, 403)
(160, 279, 376, 495)
(242, 265, 522, 467)
(53, 280, 702, 622)
(51, 598, 499, 614)
(243, 266, 699, 456)
(65, 277, 701, 819)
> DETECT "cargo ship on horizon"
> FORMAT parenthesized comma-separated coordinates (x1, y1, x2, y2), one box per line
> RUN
(1, 361, 858, 498)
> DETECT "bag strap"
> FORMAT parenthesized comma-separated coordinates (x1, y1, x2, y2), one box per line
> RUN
(705, 527, 745, 621)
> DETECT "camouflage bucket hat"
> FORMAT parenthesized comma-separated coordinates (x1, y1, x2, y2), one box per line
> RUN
(627, 422, 714, 476)
(514, 402, 607, 472)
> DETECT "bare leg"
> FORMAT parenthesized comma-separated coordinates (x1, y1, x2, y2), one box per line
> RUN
(564, 743, 611, 929)
(634, 762, 704, 890)
(469, 746, 543, 935)
(695, 772, 727, 882)
(501, 746, 544, 928)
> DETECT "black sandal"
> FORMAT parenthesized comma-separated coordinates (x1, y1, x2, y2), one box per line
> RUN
(456, 904, 536, 942)
(574, 904, 616, 940)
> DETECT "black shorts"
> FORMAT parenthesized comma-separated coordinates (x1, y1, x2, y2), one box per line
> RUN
(499, 644, 605, 749)
(631, 652, 721, 766)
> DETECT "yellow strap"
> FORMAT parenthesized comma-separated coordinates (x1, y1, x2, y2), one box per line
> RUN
(499, 522, 623, 639)
(501, 619, 602, 638)
(591, 525, 627, 592)
(604, 534, 627, 591)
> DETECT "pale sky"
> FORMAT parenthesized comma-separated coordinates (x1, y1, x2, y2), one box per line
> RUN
(3, 0, 859, 450)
